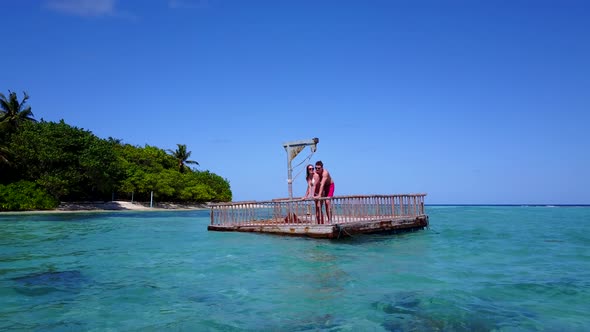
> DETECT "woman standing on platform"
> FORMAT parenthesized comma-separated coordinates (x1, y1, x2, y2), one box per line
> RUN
(304, 164, 320, 199)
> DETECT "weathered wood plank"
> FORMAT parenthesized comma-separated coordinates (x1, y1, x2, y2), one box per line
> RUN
(207, 215, 428, 239)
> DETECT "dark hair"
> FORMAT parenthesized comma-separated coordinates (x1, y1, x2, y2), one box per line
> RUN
(306, 164, 314, 181)
(315, 160, 323, 167)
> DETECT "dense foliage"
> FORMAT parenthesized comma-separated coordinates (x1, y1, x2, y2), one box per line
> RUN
(0, 91, 232, 211)
(0, 181, 59, 211)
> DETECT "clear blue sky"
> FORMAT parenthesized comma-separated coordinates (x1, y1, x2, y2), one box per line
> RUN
(3, 0, 589, 204)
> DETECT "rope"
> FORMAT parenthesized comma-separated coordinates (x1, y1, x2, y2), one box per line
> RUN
(335, 224, 354, 239)
(291, 150, 316, 181)
(341, 226, 354, 238)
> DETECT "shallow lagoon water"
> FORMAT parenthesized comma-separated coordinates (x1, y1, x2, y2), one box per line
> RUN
(1, 206, 589, 331)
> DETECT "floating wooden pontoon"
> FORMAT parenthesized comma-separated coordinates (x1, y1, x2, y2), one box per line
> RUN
(208, 138, 428, 238)
(208, 194, 428, 239)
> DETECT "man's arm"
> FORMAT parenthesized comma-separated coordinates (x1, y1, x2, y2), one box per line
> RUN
(317, 170, 328, 197)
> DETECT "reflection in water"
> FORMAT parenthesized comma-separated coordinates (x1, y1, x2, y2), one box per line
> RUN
(304, 246, 347, 299)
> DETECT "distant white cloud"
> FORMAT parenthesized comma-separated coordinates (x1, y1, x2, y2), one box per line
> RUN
(45, 0, 117, 17)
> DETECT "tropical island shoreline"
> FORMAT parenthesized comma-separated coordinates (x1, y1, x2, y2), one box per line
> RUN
(0, 200, 208, 215)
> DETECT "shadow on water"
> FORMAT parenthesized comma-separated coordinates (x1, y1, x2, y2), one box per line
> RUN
(287, 314, 341, 331)
(188, 292, 235, 308)
(372, 291, 538, 332)
(11, 270, 88, 297)
(332, 228, 429, 245)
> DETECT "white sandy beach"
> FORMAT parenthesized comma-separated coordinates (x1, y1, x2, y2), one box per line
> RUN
(0, 201, 208, 214)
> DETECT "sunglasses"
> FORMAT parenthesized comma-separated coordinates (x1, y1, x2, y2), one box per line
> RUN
(315, 167, 322, 170)
(307, 168, 313, 171)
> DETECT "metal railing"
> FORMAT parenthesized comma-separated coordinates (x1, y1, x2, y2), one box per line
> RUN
(209, 194, 426, 226)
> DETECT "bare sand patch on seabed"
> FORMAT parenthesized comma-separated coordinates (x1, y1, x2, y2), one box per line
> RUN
(0, 201, 208, 215)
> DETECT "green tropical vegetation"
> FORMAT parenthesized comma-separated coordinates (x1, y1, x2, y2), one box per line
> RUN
(0, 90, 232, 211)
(0, 91, 36, 133)
(167, 143, 199, 173)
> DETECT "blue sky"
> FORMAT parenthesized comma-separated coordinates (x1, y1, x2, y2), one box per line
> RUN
(3, 0, 589, 204)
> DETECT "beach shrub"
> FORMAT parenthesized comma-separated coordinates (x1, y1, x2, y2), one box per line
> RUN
(115, 143, 177, 174)
(179, 182, 215, 202)
(7, 120, 123, 200)
(113, 144, 184, 201)
(114, 158, 231, 203)
(189, 171, 232, 202)
(154, 169, 180, 198)
(0, 181, 59, 211)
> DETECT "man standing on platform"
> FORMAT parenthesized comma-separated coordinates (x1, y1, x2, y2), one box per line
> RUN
(314, 160, 335, 224)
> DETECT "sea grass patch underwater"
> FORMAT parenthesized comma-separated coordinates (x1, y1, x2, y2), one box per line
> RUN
(0, 206, 589, 330)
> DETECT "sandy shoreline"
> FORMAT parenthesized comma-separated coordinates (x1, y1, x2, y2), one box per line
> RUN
(0, 201, 208, 215)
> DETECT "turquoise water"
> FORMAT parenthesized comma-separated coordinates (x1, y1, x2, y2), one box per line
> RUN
(1, 206, 589, 331)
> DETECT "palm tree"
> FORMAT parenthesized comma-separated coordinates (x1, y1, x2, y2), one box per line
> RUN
(0, 143, 9, 165)
(0, 90, 37, 132)
(167, 144, 199, 173)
